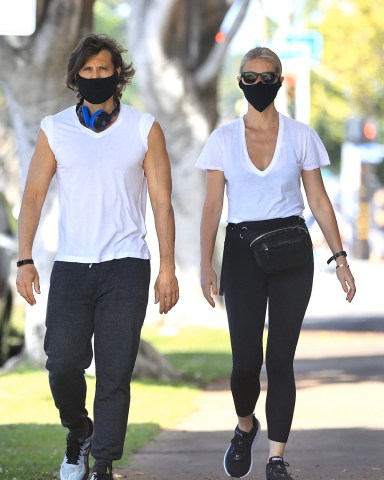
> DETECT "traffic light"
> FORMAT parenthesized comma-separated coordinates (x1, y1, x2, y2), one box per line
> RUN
(345, 117, 379, 143)
(215, 31, 225, 43)
(362, 120, 377, 141)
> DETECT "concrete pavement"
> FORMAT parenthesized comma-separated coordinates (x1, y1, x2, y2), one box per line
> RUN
(117, 261, 384, 480)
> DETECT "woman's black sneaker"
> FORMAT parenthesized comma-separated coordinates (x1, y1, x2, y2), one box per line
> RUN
(266, 456, 294, 479)
(223, 415, 260, 478)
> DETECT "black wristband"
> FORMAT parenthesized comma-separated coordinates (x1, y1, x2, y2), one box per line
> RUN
(17, 259, 34, 267)
(327, 250, 347, 265)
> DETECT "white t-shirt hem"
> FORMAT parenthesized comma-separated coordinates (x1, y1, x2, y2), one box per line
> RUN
(55, 249, 150, 263)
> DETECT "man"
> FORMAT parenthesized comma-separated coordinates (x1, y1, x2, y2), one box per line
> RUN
(16, 34, 179, 480)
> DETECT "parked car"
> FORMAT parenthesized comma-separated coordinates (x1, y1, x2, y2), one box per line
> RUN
(0, 191, 21, 366)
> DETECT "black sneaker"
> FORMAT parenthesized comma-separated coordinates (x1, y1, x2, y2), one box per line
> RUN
(223, 415, 260, 478)
(90, 467, 114, 480)
(90, 475, 114, 480)
(266, 456, 294, 479)
(60, 419, 93, 480)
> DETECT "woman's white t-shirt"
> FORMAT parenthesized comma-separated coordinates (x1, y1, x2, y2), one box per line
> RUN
(196, 113, 330, 222)
(41, 104, 155, 263)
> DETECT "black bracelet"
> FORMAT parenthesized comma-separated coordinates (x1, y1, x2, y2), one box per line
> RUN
(327, 250, 347, 265)
(17, 259, 34, 267)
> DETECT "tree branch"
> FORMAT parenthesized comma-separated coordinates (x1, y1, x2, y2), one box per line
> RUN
(185, 0, 201, 69)
(194, 0, 251, 87)
(129, 0, 176, 48)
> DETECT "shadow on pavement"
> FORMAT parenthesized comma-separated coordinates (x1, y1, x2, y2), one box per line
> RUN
(294, 354, 384, 386)
(303, 316, 384, 332)
(120, 306, 384, 479)
(122, 428, 384, 480)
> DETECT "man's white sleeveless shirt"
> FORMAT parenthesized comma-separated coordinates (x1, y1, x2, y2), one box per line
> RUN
(196, 113, 330, 222)
(41, 104, 155, 263)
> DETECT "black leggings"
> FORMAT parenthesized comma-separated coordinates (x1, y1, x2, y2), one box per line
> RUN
(221, 216, 313, 443)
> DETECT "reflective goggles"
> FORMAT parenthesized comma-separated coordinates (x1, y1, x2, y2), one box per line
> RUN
(240, 71, 280, 85)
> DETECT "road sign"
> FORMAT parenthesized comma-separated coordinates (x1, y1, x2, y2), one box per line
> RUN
(280, 30, 323, 62)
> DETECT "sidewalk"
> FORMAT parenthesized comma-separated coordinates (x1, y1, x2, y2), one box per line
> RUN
(118, 262, 384, 480)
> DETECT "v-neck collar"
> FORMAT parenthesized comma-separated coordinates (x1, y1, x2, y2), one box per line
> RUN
(240, 112, 283, 177)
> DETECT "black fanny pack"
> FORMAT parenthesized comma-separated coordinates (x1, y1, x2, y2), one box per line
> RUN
(240, 224, 313, 274)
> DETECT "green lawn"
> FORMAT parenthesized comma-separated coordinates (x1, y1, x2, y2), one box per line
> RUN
(0, 325, 233, 480)
(142, 324, 233, 384)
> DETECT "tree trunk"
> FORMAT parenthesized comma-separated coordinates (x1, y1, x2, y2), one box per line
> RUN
(0, 0, 95, 365)
(0, 0, 250, 378)
(128, 0, 250, 324)
(0, 0, 182, 379)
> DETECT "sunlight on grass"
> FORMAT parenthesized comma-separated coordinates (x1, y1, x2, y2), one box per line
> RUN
(0, 370, 198, 427)
(0, 325, 236, 479)
(142, 324, 232, 353)
(0, 368, 198, 480)
(142, 324, 233, 383)
(0, 369, 60, 424)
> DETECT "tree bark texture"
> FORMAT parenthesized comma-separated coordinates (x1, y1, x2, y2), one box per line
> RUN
(0, 0, 250, 373)
(0, 0, 95, 365)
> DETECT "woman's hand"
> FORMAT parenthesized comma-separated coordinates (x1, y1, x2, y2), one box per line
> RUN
(201, 264, 218, 308)
(336, 264, 356, 303)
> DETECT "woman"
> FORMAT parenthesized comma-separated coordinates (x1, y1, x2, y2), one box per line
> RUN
(196, 47, 356, 480)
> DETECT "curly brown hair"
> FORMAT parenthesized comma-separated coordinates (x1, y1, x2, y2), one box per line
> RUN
(66, 34, 135, 99)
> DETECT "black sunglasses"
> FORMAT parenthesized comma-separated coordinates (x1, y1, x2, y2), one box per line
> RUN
(240, 71, 279, 85)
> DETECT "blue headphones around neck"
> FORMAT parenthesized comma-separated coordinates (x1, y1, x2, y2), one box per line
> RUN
(76, 98, 120, 132)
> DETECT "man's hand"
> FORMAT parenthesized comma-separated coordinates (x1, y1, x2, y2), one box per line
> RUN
(154, 268, 179, 314)
(16, 265, 41, 306)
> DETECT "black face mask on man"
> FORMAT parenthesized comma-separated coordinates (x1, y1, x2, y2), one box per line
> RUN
(239, 80, 282, 112)
(75, 71, 119, 104)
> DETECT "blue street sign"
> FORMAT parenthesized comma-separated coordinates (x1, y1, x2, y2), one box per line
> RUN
(280, 30, 323, 62)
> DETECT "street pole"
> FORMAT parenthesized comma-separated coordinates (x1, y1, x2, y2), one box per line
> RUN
(355, 163, 371, 259)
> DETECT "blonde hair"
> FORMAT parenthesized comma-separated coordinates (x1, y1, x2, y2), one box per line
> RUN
(240, 47, 282, 76)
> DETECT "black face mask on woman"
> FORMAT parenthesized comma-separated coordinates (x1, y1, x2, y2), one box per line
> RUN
(75, 71, 119, 104)
(239, 80, 282, 112)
